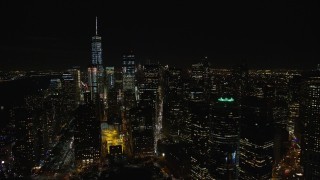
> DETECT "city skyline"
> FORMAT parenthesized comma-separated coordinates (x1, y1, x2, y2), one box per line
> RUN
(1, 1, 319, 71)
(1, 1, 320, 179)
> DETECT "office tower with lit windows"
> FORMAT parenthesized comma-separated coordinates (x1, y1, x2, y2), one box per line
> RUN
(191, 59, 210, 86)
(12, 107, 36, 177)
(187, 88, 211, 179)
(61, 72, 78, 109)
(191, 63, 205, 81)
(163, 67, 184, 138)
(300, 70, 320, 179)
(141, 63, 160, 101)
(184, 87, 206, 144)
(74, 104, 101, 166)
(210, 97, 240, 179)
(67, 66, 82, 104)
(122, 53, 135, 91)
(137, 63, 159, 104)
(136, 63, 161, 153)
(273, 99, 289, 163)
(239, 97, 274, 180)
(129, 101, 155, 157)
(288, 74, 302, 137)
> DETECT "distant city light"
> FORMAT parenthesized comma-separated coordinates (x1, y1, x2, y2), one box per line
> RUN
(218, 97, 234, 102)
(162, 153, 165, 157)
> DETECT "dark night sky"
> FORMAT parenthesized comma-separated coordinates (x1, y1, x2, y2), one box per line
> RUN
(0, 1, 319, 70)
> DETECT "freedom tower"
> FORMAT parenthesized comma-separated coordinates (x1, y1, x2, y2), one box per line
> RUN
(92, 17, 103, 71)
(89, 17, 106, 103)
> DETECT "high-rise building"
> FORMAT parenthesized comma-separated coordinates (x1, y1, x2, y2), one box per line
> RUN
(185, 87, 212, 179)
(273, 99, 289, 163)
(12, 107, 36, 177)
(239, 97, 274, 180)
(231, 62, 249, 100)
(61, 72, 77, 109)
(91, 17, 105, 101)
(210, 97, 240, 179)
(300, 70, 320, 179)
(122, 53, 135, 91)
(191, 63, 205, 81)
(163, 68, 184, 138)
(74, 104, 101, 167)
(137, 63, 159, 104)
(67, 66, 82, 104)
(136, 63, 161, 153)
(288, 73, 302, 137)
(129, 100, 155, 157)
(92, 17, 103, 74)
(106, 66, 115, 90)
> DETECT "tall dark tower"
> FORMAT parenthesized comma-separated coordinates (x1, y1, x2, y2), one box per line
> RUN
(210, 97, 240, 179)
(74, 104, 101, 167)
(239, 97, 274, 179)
(188, 88, 211, 179)
(300, 69, 320, 179)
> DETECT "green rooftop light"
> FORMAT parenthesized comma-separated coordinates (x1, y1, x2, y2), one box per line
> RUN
(218, 97, 234, 102)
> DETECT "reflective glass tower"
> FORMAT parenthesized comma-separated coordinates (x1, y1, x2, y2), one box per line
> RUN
(91, 17, 105, 101)
(92, 17, 103, 72)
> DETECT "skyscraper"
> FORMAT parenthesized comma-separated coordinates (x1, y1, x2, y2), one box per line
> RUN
(67, 66, 82, 104)
(74, 104, 101, 167)
(210, 97, 240, 179)
(91, 17, 105, 101)
(129, 101, 155, 157)
(239, 97, 274, 180)
(300, 70, 320, 179)
(163, 67, 184, 138)
(92, 17, 103, 73)
(12, 107, 36, 177)
(137, 63, 160, 107)
(187, 88, 212, 179)
(122, 53, 135, 91)
(61, 72, 77, 109)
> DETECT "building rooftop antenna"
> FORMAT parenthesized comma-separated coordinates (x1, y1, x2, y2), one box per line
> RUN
(95, 16, 98, 35)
